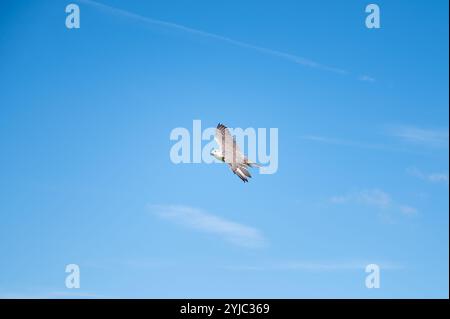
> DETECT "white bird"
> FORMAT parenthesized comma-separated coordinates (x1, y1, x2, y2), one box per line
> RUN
(211, 123, 260, 183)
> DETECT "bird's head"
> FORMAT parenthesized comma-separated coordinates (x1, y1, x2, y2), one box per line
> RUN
(210, 149, 222, 160)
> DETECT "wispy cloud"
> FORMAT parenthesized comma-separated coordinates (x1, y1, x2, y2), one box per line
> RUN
(79, 0, 374, 79)
(407, 167, 449, 185)
(330, 189, 417, 217)
(330, 189, 391, 209)
(358, 75, 376, 82)
(299, 135, 416, 154)
(398, 205, 418, 216)
(301, 125, 449, 152)
(0, 291, 107, 299)
(386, 125, 449, 148)
(300, 135, 389, 150)
(223, 260, 402, 272)
(45, 291, 109, 299)
(149, 205, 266, 248)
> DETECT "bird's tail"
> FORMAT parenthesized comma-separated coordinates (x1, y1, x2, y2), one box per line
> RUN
(245, 159, 261, 168)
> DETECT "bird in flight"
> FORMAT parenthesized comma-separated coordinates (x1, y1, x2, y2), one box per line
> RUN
(211, 123, 260, 183)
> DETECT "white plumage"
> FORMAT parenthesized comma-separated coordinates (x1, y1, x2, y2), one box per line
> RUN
(211, 123, 260, 183)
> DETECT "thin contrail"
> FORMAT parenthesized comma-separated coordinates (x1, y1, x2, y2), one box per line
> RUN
(79, 0, 351, 75)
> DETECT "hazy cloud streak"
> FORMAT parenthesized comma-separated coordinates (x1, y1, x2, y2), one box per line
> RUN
(300, 135, 395, 151)
(386, 125, 449, 148)
(223, 260, 403, 272)
(330, 189, 417, 216)
(81, 0, 352, 75)
(407, 167, 449, 185)
(149, 205, 266, 248)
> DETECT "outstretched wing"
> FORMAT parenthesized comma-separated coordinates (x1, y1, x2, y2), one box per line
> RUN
(215, 123, 245, 165)
(229, 163, 252, 183)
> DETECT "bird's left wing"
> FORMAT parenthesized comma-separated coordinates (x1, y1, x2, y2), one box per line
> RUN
(215, 123, 245, 165)
(229, 163, 252, 183)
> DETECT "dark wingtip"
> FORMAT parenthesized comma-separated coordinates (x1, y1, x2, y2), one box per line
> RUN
(237, 175, 248, 183)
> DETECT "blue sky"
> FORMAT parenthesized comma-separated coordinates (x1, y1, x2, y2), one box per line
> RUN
(0, 0, 448, 298)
